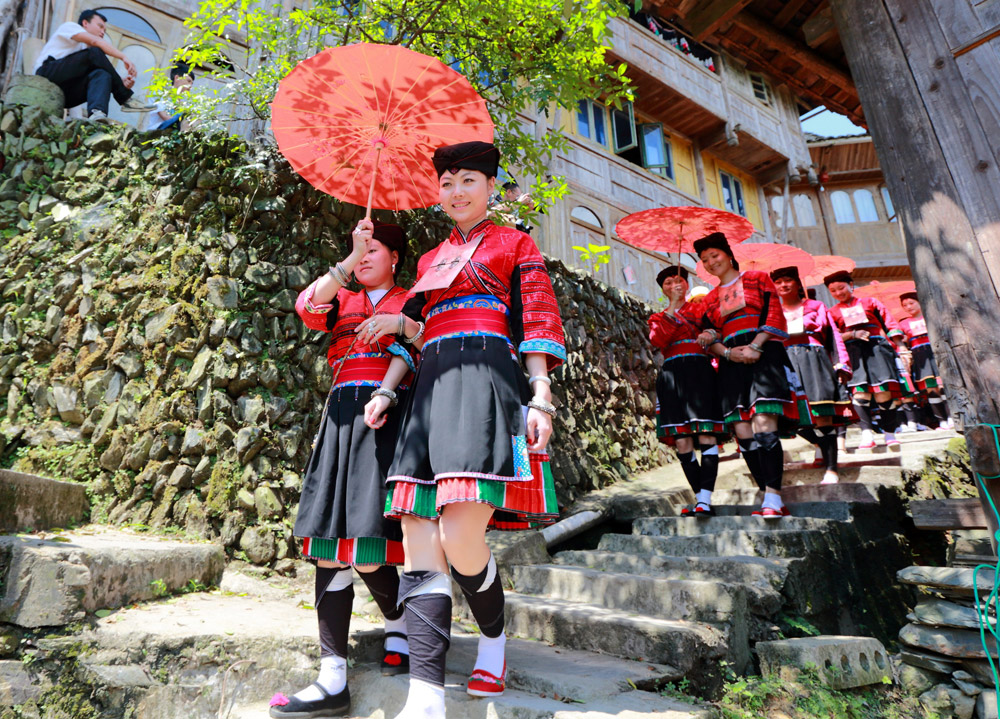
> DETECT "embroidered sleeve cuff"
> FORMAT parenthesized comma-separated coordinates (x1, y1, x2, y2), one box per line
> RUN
(303, 280, 334, 314)
(834, 362, 852, 375)
(762, 325, 789, 340)
(386, 342, 417, 373)
(519, 339, 567, 363)
(888, 329, 904, 338)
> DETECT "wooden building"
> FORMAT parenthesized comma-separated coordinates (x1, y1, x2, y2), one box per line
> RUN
(775, 134, 909, 283)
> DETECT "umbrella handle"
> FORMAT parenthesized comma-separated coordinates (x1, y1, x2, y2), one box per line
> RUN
(364, 143, 385, 220)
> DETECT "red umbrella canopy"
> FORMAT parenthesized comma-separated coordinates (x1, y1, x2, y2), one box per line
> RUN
(802, 255, 856, 287)
(271, 44, 494, 214)
(695, 243, 815, 286)
(615, 206, 755, 256)
(854, 280, 917, 322)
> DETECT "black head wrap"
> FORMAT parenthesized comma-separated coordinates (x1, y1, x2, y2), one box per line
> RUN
(656, 265, 689, 286)
(432, 141, 500, 179)
(693, 232, 739, 271)
(823, 270, 854, 286)
(900, 291, 919, 303)
(770, 266, 804, 298)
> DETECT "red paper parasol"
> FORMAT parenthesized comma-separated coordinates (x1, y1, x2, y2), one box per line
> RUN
(695, 243, 815, 286)
(854, 280, 917, 322)
(271, 44, 494, 217)
(801, 255, 856, 287)
(615, 206, 755, 257)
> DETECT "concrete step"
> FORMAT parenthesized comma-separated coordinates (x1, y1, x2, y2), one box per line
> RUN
(0, 527, 225, 628)
(64, 578, 710, 719)
(633, 515, 836, 537)
(0, 468, 89, 533)
(598, 528, 827, 559)
(551, 550, 787, 616)
(510, 564, 748, 626)
(501, 592, 733, 684)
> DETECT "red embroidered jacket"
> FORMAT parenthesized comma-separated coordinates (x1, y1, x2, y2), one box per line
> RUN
(828, 296, 902, 341)
(295, 283, 415, 387)
(899, 316, 931, 349)
(701, 270, 788, 343)
(405, 219, 566, 370)
(649, 301, 713, 361)
(782, 298, 851, 375)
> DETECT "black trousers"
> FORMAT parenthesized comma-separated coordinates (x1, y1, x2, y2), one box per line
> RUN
(36, 47, 133, 114)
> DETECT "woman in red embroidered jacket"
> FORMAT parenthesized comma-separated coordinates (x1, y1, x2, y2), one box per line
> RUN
(770, 266, 854, 484)
(824, 271, 905, 452)
(648, 265, 727, 515)
(274, 222, 421, 719)
(365, 142, 564, 718)
(898, 291, 954, 430)
(694, 233, 807, 519)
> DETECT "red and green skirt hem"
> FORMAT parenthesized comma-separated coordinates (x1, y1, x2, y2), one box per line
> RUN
(385, 453, 558, 530)
(301, 536, 404, 566)
(806, 400, 857, 426)
(657, 420, 729, 446)
(851, 381, 902, 398)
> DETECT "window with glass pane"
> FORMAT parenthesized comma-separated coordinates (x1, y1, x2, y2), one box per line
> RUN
(577, 100, 591, 139)
(720, 171, 746, 217)
(880, 186, 897, 222)
(853, 189, 879, 222)
(96, 7, 161, 42)
(592, 103, 607, 147)
(830, 190, 856, 223)
(638, 123, 673, 180)
(611, 103, 637, 153)
(793, 194, 817, 226)
(749, 73, 771, 105)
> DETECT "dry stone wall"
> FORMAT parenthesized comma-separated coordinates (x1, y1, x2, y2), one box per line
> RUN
(0, 102, 667, 565)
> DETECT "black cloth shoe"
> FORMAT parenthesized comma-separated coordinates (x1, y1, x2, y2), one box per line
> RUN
(269, 683, 350, 718)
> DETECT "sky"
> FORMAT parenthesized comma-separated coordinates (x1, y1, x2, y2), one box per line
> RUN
(799, 107, 867, 138)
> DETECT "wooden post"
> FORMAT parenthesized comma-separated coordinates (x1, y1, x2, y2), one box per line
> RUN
(829, 0, 1000, 543)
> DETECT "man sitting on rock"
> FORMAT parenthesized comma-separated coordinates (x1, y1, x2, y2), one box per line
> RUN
(34, 9, 156, 121)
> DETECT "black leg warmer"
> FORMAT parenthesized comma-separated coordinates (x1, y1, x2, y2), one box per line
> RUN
(359, 565, 404, 621)
(676, 450, 701, 493)
(737, 437, 765, 491)
(451, 555, 505, 638)
(398, 571, 451, 688)
(316, 566, 354, 659)
(698, 443, 719, 492)
(754, 431, 784, 492)
(853, 397, 873, 431)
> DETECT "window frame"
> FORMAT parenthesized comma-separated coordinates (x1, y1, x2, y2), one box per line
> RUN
(748, 72, 772, 106)
(637, 122, 674, 181)
(719, 170, 746, 217)
(611, 102, 638, 153)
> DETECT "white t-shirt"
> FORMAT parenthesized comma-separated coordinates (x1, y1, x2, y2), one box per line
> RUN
(34, 22, 90, 72)
(366, 289, 389, 306)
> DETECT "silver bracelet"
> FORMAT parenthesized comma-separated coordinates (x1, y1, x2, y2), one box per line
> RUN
(527, 398, 557, 417)
(403, 321, 425, 344)
(529, 375, 552, 386)
(748, 342, 764, 353)
(397, 314, 405, 337)
(372, 387, 398, 407)
(724, 348, 732, 361)
(329, 263, 350, 285)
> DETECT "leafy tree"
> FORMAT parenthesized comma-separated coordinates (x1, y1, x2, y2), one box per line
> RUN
(150, 0, 633, 209)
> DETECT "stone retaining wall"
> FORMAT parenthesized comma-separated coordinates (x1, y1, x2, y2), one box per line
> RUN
(0, 103, 667, 565)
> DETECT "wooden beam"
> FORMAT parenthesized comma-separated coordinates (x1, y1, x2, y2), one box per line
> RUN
(803, 6, 837, 48)
(697, 121, 739, 149)
(773, 0, 810, 29)
(685, 0, 754, 42)
(730, 11, 855, 92)
(717, 35, 863, 125)
(910, 499, 987, 530)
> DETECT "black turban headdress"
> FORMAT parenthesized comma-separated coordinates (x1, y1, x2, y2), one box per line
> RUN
(431, 141, 500, 179)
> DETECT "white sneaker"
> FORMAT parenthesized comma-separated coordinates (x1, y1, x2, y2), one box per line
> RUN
(120, 97, 157, 112)
(885, 432, 901, 451)
(821, 471, 839, 485)
(858, 429, 875, 451)
(87, 110, 112, 122)
(941, 419, 954, 430)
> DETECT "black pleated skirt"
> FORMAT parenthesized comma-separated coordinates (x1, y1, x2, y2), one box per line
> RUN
(655, 355, 728, 444)
(294, 385, 405, 548)
(719, 335, 809, 435)
(786, 344, 855, 424)
(911, 344, 941, 390)
(845, 336, 901, 396)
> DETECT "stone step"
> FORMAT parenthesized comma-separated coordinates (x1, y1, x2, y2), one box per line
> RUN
(510, 564, 748, 625)
(67, 582, 710, 719)
(551, 550, 787, 616)
(598, 528, 827, 559)
(912, 599, 993, 631)
(0, 528, 225, 628)
(221, 672, 711, 719)
(0, 468, 89, 533)
(779, 464, 904, 487)
(710, 482, 899, 506)
(500, 592, 731, 685)
(899, 622, 998, 659)
(632, 515, 835, 537)
(897, 565, 996, 596)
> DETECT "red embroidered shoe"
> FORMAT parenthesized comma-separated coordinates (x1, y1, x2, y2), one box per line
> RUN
(467, 662, 506, 697)
(381, 650, 409, 676)
(680, 506, 695, 516)
(762, 506, 791, 520)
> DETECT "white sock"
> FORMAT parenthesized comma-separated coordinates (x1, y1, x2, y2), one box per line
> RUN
(295, 655, 346, 701)
(396, 678, 446, 719)
(385, 615, 409, 655)
(696, 489, 713, 506)
(474, 631, 506, 678)
(762, 492, 783, 511)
